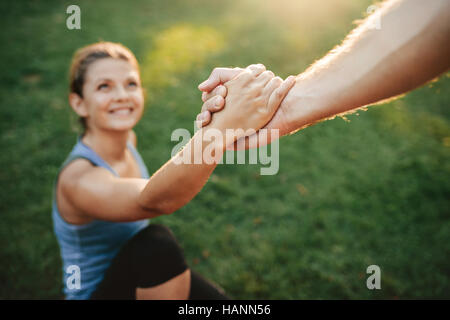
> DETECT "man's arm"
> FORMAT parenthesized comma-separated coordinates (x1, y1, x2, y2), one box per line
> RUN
(199, 0, 450, 147)
(282, 0, 450, 134)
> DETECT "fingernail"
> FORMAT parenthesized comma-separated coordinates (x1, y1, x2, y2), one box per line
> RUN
(198, 80, 208, 89)
(215, 96, 222, 105)
(199, 111, 208, 120)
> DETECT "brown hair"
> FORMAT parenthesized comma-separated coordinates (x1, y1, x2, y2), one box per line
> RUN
(69, 42, 140, 131)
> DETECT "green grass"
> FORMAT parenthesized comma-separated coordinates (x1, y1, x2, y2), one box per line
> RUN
(0, 0, 449, 299)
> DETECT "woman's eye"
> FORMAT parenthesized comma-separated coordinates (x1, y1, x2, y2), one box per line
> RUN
(98, 83, 109, 90)
(128, 81, 138, 88)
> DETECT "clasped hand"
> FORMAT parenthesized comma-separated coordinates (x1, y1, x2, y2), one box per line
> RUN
(196, 64, 295, 148)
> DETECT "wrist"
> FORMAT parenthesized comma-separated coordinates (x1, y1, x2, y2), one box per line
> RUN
(205, 120, 239, 150)
(199, 127, 228, 156)
(281, 75, 339, 132)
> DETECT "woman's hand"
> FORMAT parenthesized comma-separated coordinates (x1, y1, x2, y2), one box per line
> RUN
(195, 84, 228, 129)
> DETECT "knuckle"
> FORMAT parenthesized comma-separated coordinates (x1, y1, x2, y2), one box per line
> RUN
(206, 101, 215, 111)
(257, 106, 269, 115)
(203, 92, 212, 101)
(215, 95, 224, 104)
(276, 89, 284, 98)
(224, 81, 233, 91)
(216, 85, 227, 96)
(257, 63, 266, 70)
(264, 70, 274, 78)
(269, 78, 282, 90)
(242, 71, 254, 80)
(218, 88, 227, 98)
(203, 99, 213, 109)
(254, 97, 265, 107)
(250, 86, 263, 97)
(207, 95, 217, 104)
(273, 77, 283, 85)
(211, 67, 222, 77)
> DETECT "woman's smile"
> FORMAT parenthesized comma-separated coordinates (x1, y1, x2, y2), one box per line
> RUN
(109, 106, 135, 116)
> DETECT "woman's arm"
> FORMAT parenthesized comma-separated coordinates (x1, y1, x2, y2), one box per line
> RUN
(61, 126, 232, 223)
(61, 66, 295, 222)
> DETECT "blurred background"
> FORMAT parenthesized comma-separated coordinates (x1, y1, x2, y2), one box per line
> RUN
(0, 0, 449, 299)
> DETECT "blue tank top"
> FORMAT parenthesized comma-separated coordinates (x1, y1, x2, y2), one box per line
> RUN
(52, 137, 150, 299)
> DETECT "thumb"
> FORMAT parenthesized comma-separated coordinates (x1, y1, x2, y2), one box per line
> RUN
(230, 133, 260, 151)
(227, 128, 279, 151)
(198, 67, 243, 92)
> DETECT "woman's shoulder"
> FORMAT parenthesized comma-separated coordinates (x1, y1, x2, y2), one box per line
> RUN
(57, 158, 116, 224)
(59, 157, 114, 193)
(56, 159, 98, 224)
(59, 158, 96, 186)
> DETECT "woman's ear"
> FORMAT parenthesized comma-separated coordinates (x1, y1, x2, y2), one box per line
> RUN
(68, 92, 88, 117)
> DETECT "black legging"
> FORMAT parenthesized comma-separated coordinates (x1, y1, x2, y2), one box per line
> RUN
(90, 224, 228, 300)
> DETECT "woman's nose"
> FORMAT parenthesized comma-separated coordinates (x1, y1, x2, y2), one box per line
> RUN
(115, 85, 129, 101)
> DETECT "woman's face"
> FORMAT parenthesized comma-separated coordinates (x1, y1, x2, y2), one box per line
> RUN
(81, 58, 144, 132)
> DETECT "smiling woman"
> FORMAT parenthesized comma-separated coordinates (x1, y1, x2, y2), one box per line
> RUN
(55, 42, 214, 299)
(69, 58, 144, 132)
(68, 42, 143, 133)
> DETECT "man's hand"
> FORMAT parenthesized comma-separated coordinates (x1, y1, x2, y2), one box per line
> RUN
(199, 1, 450, 151)
(198, 65, 296, 149)
(199, 64, 295, 146)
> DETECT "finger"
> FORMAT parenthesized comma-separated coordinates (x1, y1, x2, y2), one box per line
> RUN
(246, 63, 266, 77)
(227, 130, 271, 151)
(198, 67, 244, 92)
(266, 75, 296, 114)
(195, 110, 212, 128)
(226, 69, 255, 86)
(227, 122, 280, 151)
(201, 95, 225, 114)
(255, 70, 275, 87)
(250, 76, 282, 116)
(227, 134, 255, 151)
(201, 84, 227, 102)
(261, 76, 283, 97)
(228, 64, 268, 88)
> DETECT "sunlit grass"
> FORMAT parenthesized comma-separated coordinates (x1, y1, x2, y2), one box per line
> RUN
(142, 24, 224, 93)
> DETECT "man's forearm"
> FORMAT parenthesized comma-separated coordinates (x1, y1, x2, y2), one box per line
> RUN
(282, 0, 450, 132)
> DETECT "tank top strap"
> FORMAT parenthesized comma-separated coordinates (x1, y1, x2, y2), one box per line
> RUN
(61, 137, 150, 179)
(126, 141, 150, 179)
(62, 137, 119, 176)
